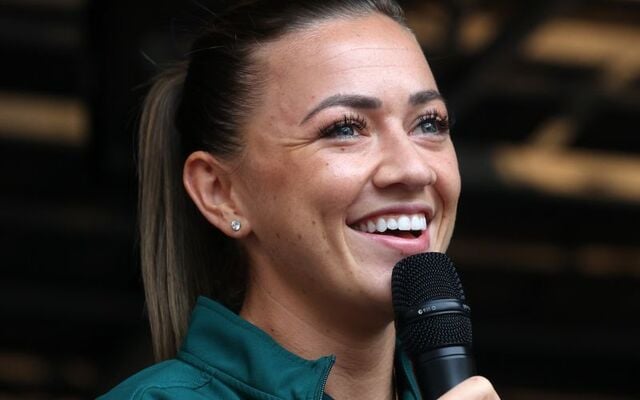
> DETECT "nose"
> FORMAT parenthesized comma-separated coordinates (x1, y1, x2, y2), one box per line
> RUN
(372, 130, 436, 190)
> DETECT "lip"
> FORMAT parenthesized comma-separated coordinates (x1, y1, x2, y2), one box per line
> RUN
(346, 203, 433, 254)
(349, 224, 430, 254)
(346, 204, 434, 226)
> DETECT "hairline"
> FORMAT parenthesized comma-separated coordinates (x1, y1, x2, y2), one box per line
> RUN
(235, 11, 413, 138)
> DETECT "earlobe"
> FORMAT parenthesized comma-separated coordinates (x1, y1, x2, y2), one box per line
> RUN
(182, 151, 251, 237)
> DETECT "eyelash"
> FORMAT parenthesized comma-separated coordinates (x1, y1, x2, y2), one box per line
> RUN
(318, 114, 368, 138)
(318, 109, 452, 139)
(413, 110, 452, 135)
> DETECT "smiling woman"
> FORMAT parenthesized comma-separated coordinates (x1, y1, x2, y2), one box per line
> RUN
(99, 1, 497, 399)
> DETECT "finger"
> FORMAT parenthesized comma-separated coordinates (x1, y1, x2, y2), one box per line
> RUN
(437, 376, 500, 400)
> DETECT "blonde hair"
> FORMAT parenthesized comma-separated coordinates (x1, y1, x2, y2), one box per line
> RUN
(138, 64, 246, 360)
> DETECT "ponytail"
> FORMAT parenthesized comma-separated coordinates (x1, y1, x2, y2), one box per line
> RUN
(138, 64, 245, 360)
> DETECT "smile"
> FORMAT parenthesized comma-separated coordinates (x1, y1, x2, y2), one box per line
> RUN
(350, 213, 428, 237)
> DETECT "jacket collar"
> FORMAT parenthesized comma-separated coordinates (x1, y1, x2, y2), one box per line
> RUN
(178, 296, 420, 399)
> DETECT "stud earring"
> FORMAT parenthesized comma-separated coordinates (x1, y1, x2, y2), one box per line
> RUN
(230, 220, 241, 232)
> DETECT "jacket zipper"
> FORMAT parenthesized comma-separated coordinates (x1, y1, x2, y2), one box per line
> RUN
(317, 355, 336, 400)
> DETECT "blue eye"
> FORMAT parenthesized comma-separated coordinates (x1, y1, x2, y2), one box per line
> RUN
(419, 118, 438, 134)
(413, 113, 450, 136)
(334, 124, 356, 137)
(319, 115, 367, 139)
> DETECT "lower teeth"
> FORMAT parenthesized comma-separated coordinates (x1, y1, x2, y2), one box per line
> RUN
(377, 230, 420, 238)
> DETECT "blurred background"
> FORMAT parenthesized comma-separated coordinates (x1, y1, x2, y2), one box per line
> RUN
(0, 0, 638, 398)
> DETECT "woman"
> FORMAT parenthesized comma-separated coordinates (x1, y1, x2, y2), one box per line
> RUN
(101, 0, 499, 399)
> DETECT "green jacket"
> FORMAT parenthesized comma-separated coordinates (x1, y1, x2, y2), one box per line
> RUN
(99, 297, 421, 399)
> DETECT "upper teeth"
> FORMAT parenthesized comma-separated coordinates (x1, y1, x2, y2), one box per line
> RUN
(353, 213, 428, 233)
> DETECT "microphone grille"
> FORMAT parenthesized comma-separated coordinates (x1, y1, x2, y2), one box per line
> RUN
(392, 253, 472, 355)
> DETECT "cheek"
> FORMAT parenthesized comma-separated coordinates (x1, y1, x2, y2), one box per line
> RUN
(239, 150, 370, 226)
(279, 158, 370, 233)
(315, 154, 371, 209)
(430, 151, 460, 252)
(435, 150, 461, 210)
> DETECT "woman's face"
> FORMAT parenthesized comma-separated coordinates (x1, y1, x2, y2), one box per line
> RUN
(233, 13, 461, 324)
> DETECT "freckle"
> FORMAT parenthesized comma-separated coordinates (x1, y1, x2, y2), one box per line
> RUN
(276, 233, 281, 239)
(297, 233, 302, 240)
(325, 162, 329, 166)
(340, 147, 345, 152)
(311, 220, 316, 225)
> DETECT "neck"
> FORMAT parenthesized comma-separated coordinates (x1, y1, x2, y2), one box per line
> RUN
(240, 277, 397, 400)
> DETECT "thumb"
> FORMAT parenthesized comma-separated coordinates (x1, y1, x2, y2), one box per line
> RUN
(437, 376, 500, 400)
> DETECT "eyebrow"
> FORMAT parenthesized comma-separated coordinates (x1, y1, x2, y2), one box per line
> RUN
(300, 94, 382, 125)
(300, 90, 446, 125)
(409, 90, 444, 106)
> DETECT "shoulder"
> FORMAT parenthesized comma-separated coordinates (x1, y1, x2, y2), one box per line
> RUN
(98, 359, 213, 400)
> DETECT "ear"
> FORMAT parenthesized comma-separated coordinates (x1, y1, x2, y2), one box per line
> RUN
(183, 150, 251, 238)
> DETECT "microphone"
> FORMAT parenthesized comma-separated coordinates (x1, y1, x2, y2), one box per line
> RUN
(391, 253, 476, 400)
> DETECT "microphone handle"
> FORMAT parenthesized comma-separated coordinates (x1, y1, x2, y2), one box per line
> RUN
(414, 346, 476, 400)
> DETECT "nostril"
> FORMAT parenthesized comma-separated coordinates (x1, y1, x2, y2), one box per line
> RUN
(371, 146, 436, 190)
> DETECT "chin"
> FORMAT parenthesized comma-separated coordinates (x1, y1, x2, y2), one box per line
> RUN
(359, 276, 396, 324)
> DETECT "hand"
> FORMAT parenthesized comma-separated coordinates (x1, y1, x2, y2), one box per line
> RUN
(437, 376, 500, 400)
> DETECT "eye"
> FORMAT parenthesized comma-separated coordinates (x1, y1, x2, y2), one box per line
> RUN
(412, 112, 451, 137)
(419, 117, 438, 134)
(319, 114, 367, 139)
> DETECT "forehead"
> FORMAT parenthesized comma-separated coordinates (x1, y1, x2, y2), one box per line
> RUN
(253, 14, 438, 122)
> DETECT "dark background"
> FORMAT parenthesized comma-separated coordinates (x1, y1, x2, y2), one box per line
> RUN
(0, 0, 638, 398)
